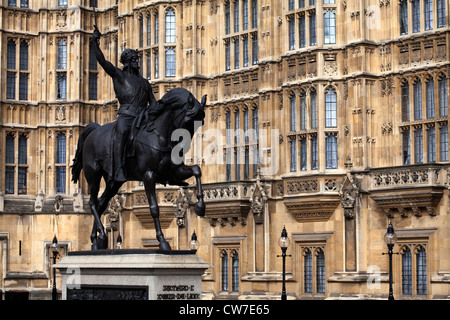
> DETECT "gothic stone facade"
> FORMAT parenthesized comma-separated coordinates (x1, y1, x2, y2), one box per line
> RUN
(0, 0, 449, 300)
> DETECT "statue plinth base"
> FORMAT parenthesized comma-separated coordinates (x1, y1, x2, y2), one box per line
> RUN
(54, 249, 210, 300)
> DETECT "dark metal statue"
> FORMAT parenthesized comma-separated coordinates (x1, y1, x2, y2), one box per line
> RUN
(71, 26, 206, 251)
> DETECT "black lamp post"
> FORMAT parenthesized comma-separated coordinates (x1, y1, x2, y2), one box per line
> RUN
(382, 221, 398, 300)
(189, 230, 199, 251)
(277, 226, 291, 300)
(50, 235, 59, 300)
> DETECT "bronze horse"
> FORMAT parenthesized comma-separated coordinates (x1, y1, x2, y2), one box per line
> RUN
(71, 88, 207, 250)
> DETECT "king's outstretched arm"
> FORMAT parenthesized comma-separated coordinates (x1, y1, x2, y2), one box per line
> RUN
(93, 28, 117, 78)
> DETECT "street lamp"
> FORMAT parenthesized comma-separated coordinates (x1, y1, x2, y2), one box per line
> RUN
(382, 221, 398, 300)
(116, 233, 123, 249)
(51, 235, 59, 300)
(277, 226, 291, 300)
(189, 230, 199, 251)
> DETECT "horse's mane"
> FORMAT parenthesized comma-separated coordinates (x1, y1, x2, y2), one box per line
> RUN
(148, 87, 193, 117)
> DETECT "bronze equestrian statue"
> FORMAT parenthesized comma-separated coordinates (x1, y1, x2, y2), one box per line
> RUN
(72, 27, 206, 251)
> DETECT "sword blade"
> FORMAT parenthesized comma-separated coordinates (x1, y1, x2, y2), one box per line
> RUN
(92, 5, 98, 29)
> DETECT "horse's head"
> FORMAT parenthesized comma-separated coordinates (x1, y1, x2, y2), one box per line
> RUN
(159, 88, 206, 137)
(181, 93, 207, 137)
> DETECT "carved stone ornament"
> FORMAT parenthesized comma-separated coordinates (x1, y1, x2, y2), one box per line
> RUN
(55, 105, 66, 122)
(106, 194, 125, 231)
(174, 189, 192, 228)
(54, 195, 64, 213)
(339, 174, 361, 220)
(249, 170, 268, 224)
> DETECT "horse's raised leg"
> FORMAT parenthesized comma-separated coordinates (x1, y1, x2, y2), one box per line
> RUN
(143, 171, 171, 250)
(174, 164, 205, 217)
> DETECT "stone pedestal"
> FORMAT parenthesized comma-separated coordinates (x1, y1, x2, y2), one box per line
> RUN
(54, 249, 210, 300)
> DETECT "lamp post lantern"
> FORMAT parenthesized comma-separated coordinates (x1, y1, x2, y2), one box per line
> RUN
(116, 233, 123, 249)
(50, 235, 59, 300)
(382, 221, 398, 300)
(278, 226, 291, 300)
(189, 230, 199, 251)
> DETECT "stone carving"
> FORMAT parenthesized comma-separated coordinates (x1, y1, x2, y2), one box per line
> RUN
(380, 77, 393, 96)
(285, 179, 318, 194)
(339, 174, 361, 220)
(106, 194, 125, 231)
(436, 38, 447, 62)
(398, 44, 409, 67)
(381, 122, 392, 135)
(324, 60, 337, 76)
(174, 189, 192, 227)
(54, 195, 64, 213)
(249, 170, 268, 224)
(203, 185, 239, 200)
(56, 12, 67, 29)
(55, 105, 66, 122)
(372, 169, 430, 187)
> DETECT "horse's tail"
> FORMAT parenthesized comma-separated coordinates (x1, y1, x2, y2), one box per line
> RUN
(71, 123, 100, 183)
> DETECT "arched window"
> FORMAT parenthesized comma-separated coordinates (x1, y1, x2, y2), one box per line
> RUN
(7, 39, 16, 69)
(439, 75, 448, 117)
(325, 87, 337, 128)
(325, 134, 338, 169)
(413, 79, 422, 120)
(300, 92, 307, 130)
(399, 0, 408, 35)
(310, 89, 317, 128)
(243, 0, 248, 30)
(401, 246, 412, 295)
(440, 124, 448, 162)
(426, 78, 435, 118)
(19, 41, 28, 71)
(225, 1, 231, 34)
(289, 93, 296, 131)
(139, 15, 144, 47)
(154, 11, 159, 44)
(165, 47, 175, 77)
(56, 133, 66, 194)
(234, 109, 241, 180)
(424, 0, 433, 31)
(304, 249, 313, 293)
(221, 251, 229, 291)
(165, 8, 175, 43)
(226, 110, 232, 181)
(231, 251, 239, 292)
(416, 246, 427, 295)
(323, 10, 336, 44)
(401, 81, 410, 121)
(414, 128, 423, 164)
(252, 107, 259, 175)
(57, 39, 67, 69)
(251, 0, 257, 28)
(437, 0, 446, 28)
(234, 0, 240, 33)
(316, 249, 325, 293)
(5, 133, 15, 194)
(289, 17, 295, 50)
(147, 14, 152, 46)
(412, 0, 420, 33)
(290, 138, 297, 172)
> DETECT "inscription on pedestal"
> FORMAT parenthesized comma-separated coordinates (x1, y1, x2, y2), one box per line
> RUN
(157, 284, 200, 300)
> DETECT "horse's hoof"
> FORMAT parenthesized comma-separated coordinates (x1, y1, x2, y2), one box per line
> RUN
(194, 202, 205, 217)
(97, 234, 108, 250)
(159, 240, 172, 251)
(91, 239, 98, 251)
